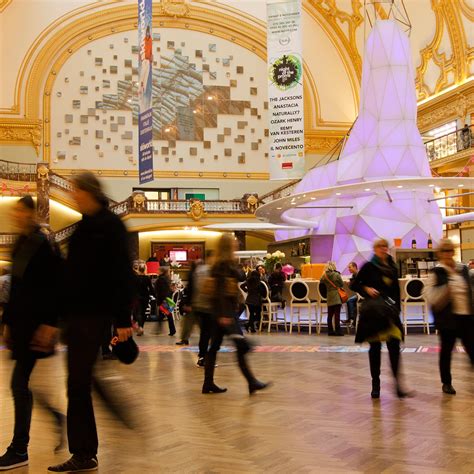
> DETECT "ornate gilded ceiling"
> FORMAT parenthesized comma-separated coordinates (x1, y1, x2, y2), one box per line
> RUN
(0, 0, 472, 158)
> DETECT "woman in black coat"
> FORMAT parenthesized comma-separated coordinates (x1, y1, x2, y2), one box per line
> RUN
(134, 264, 154, 336)
(0, 196, 63, 470)
(202, 234, 269, 395)
(155, 267, 176, 336)
(352, 238, 411, 399)
(245, 270, 264, 333)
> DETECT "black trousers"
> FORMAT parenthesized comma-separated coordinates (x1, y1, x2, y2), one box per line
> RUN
(158, 307, 176, 335)
(194, 311, 212, 358)
(328, 304, 342, 334)
(204, 318, 255, 387)
(135, 299, 148, 328)
(368, 338, 400, 384)
(65, 318, 108, 459)
(247, 304, 262, 330)
(9, 356, 36, 452)
(438, 317, 474, 385)
(10, 355, 62, 452)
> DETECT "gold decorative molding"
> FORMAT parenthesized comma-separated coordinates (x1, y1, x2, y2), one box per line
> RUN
(304, 130, 347, 154)
(187, 200, 207, 221)
(160, 0, 189, 18)
(417, 80, 474, 132)
(51, 169, 271, 180)
(0, 0, 12, 13)
(0, 1, 122, 115)
(415, 0, 471, 100)
(304, 0, 362, 109)
(0, 119, 42, 154)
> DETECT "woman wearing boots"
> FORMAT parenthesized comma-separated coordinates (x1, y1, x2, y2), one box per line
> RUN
(424, 239, 474, 395)
(202, 233, 269, 395)
(322, 262, 344, 336)
(245, 270, 263, 333)
(352, 238, 411, 399)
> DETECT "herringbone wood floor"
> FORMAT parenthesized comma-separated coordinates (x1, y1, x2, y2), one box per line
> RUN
(1, 326, 473, 473)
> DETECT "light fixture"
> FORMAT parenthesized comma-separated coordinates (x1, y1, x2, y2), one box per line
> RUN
(364, 188, 371, 192)
(429, 184, 435, 187)
(335, 192, 341, 196)
(193, 110, 197, 114)
(165, 128, 170, 132)
(310, 197, 316, 200)
(458, 184, 464, 187)
(397, 185, 403, 188)
(276, 207, 282, 210)
(207, 95, 213, 100)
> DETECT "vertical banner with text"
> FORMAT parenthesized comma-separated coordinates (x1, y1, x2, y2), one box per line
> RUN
(138, 0, 153, 184)
(267, 0, 304, 180)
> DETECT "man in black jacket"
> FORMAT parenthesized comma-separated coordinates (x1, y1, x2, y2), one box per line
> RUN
(48, 172, 134, 473)
(0, 196, 63, 471)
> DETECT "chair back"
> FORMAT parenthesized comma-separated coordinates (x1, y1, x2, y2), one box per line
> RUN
(405, 278, 424, 301)
(172, 290, 181, 304)
(316, 280, 327, 302)
(260, 281, 272, 304)
(290, 280, 309, 302)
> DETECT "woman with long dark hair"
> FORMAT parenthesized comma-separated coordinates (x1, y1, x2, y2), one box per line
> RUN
(202, 234, 269, 395)
(352, 238, 411, 399)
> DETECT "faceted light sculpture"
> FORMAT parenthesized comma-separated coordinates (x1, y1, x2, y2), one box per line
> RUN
(276, 20, 442, 271)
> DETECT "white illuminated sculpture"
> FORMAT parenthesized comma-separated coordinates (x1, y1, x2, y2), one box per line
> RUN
(275, 20, 442, 270)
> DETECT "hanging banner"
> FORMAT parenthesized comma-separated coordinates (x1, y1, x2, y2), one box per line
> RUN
(267, 0, 304, 180)
(138, 0, 153, 184)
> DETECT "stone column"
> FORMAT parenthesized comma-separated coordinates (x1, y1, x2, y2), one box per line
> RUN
(36, 163, 50, 226)
(234, 231, 246, 251)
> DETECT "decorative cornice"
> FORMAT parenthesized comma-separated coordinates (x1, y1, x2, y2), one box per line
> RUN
(0, 0, 12, 13)
(305, 130, 347, 154)
(417, 81, 474, 132)
(51, 169, 271, 180)
(0, 119, 42, 154)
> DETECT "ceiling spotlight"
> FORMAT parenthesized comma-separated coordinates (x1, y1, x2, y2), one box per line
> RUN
(458, 184, 464, 187)
(397, 185, 403, 188)
(207, 96, 213, 100)
(165, 128, 170, 132)
(364, 188, 371, 192)
(193, 110, 197, 114)
(276, 207, 282, 210)
(428, 184, 435, 187)
(310, 197, 316, 200)
(335, 192, 341, 196)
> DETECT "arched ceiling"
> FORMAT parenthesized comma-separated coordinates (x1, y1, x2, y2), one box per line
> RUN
(0, 0, 472, 155)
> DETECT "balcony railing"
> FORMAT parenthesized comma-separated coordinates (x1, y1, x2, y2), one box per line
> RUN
(0, 160, 36, 182)
(425, 124, 474, 162)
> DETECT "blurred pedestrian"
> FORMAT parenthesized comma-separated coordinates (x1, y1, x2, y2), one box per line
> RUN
(424, 239, 474, 395)
(48, 172, 134, 473)
(245, 270, 264, 333)
(202, 234, 270, 395)
(346, 261, 359, 328)
(322, 261, 345, 336)
(155, 267, 176, 336)
(0, 196, 63, 471)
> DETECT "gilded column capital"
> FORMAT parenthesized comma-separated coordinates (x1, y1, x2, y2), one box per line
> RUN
(0, 119, 43, 155)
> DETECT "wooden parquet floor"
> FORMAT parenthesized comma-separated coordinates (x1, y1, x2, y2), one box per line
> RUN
(1, 326, 474, 473)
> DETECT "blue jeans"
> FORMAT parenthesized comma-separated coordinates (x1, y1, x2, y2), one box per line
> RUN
(347, 295, 358, 321)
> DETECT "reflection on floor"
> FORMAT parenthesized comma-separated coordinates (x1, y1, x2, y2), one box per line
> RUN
(1, 325, 473, 473)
